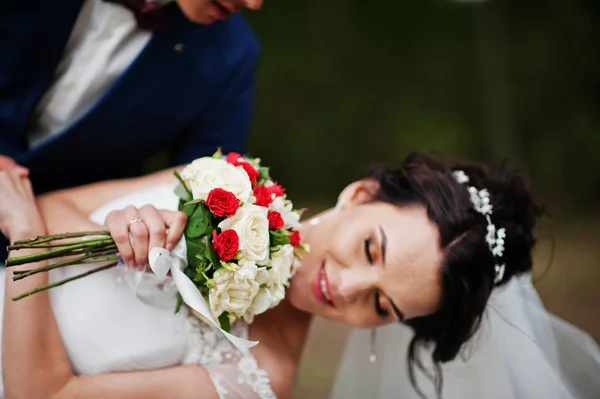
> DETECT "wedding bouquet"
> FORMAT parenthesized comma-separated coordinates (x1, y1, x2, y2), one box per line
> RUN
(7, 151, 306, 335)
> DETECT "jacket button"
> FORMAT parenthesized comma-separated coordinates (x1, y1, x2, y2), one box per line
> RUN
(173, 43, 184, 54)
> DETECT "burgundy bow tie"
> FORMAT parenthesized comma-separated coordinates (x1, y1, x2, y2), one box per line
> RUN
(104, 0, 173, 32)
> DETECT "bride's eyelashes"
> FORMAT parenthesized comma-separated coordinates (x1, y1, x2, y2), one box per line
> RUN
(364, 237, 374, 264)
(364, 236, 389, 318)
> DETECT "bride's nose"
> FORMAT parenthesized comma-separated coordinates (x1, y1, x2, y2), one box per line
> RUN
(337, 268, 378, 302)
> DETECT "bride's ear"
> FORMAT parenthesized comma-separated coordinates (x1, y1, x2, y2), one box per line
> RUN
(338, 179, 380, 208)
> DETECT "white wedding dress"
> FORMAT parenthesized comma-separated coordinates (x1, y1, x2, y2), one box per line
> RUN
(0, 184, 275, 399)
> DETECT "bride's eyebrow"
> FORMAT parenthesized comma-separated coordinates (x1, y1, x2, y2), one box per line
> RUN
(379, 226, 404, 322)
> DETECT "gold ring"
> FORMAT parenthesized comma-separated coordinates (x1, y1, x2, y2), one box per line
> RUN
(128, 217, 144, 226)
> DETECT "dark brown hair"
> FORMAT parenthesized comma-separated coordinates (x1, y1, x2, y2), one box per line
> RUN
(365, 152, 544, 398)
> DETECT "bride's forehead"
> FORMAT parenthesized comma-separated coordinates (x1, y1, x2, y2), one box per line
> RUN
(365, 203, 442, 262)
(356, 202, 438, 234)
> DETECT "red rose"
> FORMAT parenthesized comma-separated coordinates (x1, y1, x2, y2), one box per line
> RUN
(212, 230, 239, 261)
(239, 161, 259, 185)
(206, 188, 240, 217)
(225, 152, 259, 185)
(289, 230, 301, 246)
(253, 185, 274, 207)
(226, 152, 243, 165)
(268, 211, 285, 230)
(266, 182, 285, 197)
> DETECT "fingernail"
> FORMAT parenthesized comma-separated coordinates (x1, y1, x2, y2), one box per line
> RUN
(130, 261, 137, 268)
(14, 165, 29, 176)
(166, 243, 173, 251)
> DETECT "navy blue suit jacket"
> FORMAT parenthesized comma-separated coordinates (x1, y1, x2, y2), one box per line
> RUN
(0, 0, 259, 194)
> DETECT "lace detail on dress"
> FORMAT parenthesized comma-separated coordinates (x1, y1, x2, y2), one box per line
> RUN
(237, 356, 275, 398)
(180, 308, 276, 399)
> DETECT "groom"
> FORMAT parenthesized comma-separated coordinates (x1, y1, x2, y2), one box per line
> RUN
(0, 0, 263, 262)
(0, 0, 263, 194)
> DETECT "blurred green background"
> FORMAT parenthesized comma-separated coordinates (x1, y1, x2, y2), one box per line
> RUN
(244, 1, 600, 397)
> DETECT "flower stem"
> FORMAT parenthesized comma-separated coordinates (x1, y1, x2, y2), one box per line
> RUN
(12, 254, 120, 281)
(8, 237, 113, 250)
(12, 261, 118, 301)
(6, 239, 115, 267)
(12, 231, 110, 246)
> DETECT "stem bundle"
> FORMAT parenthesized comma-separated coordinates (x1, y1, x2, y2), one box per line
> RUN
(6, 231, 119, 301)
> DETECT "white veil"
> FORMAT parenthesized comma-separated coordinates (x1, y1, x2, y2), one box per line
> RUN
(331, 273, 600, 399)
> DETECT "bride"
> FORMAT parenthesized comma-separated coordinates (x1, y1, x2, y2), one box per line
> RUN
(1, 152, 599, 398)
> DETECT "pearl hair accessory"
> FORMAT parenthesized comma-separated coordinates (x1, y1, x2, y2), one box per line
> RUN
(452, 170, 506, 284)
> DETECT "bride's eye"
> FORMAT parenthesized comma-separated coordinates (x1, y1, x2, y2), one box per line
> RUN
(365, 237, 388, 318)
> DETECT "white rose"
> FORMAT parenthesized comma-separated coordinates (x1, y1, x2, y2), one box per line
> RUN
(243, 245, 294, 320)
(181, 158, 252, 203)
(270, 197, 301, 229)
(268, 244, 294, 286)
(180, 157, 226, 188)
(209, 260, 260, 319)
(242, 287, 274, 323)
(218, 204, 270, 265)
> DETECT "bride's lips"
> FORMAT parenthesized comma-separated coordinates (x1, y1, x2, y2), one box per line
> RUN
(312, 261, 336, 307)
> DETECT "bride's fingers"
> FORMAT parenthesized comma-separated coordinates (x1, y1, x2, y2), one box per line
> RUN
(139, 205, 166, 253)
(0, 156, 29, 176)
(105, 210, 137, 268)
(8, 170, 33, 200)
(0, 155, 16, 171)
(161, 210, 188, 251)
(123, 205, 149, 268)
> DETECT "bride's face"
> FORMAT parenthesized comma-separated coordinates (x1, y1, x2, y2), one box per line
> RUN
(288, 185, 443, 327)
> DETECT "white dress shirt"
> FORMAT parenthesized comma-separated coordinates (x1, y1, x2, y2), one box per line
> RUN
(28, 0, 152, 147)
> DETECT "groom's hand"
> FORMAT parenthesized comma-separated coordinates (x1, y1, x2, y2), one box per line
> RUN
(104, 205, 188, 269)
(0, 155, 29, 176)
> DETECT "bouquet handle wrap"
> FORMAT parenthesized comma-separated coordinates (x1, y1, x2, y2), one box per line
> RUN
(148, 240, 258, 351)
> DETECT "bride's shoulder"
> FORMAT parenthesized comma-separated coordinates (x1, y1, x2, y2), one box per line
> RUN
(252, 339, 296, 399)
(249, 309, 311, 399)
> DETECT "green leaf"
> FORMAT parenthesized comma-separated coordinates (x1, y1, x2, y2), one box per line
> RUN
(205, 244, 221, 270)
(219, 312, 231, 332)
(256, 166, 270, 186)
(185, 205, 213, 238)
(174, 182, 192, 202)
(182, 264, 197, 279)
(183, 198, 204, 206)
(186, 237, 206, 266)
(269, 230, 291, 247)
(259, 166, 270, 180)
(174, 293, 183, 313)
(180, 200, 197, 217)
(212, 148, 224, 159)
(173, 171, 192, 195)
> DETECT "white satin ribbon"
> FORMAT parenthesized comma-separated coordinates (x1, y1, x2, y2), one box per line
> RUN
(147, 240, 258, 351)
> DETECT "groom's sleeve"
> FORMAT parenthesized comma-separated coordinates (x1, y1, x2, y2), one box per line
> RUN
(171, 43, 259, 165)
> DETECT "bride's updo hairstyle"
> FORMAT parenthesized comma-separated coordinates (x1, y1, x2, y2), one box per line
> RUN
(364, 152, 544, 398)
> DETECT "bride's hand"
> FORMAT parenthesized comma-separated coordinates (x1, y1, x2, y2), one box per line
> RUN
(0, 155, 29, 176)
(104, 205, 188, 269)
(0, 169, 44, 239)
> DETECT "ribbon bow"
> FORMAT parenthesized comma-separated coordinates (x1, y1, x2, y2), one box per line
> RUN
(146, 240, 258, 351)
